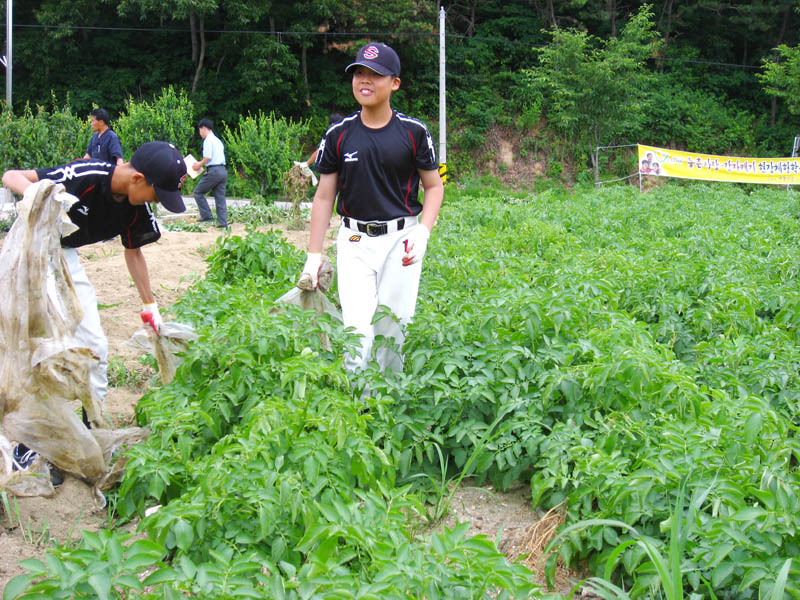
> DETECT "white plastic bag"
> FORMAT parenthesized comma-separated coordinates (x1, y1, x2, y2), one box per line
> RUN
(127, 321, 199, 384)
(292, 160, 319, 186)
(0, 180, 149, 501)
(273, 256, 340, 349)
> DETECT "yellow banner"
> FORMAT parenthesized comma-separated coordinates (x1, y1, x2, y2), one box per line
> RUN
(638, 144, 800, 185)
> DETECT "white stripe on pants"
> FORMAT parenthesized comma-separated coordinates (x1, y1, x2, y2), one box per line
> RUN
(63, 247, 108, 402)
(336, 218, 423, 373)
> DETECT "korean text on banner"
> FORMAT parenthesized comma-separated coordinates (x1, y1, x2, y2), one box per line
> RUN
(638, 144, 800, 185)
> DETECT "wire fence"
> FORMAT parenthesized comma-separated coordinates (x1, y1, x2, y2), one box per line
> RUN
(595, 144, 639, 188)
(595, 172, 639, 186)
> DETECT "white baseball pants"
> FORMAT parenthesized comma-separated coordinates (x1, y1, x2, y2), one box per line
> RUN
(63, 247, 108, 402)
(336, 217, 423, 373)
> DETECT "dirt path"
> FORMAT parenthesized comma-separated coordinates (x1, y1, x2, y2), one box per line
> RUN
(0, 219, 572, 594)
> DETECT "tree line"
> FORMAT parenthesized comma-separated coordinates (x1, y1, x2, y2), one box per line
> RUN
(2, 1, 799, 180)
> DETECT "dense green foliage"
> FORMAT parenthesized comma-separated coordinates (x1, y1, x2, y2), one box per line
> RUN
(223, 112, 311, 198)
(760, 43, 800, 117)
(114, 87, 195, 161)
(5, 228, 537, 599)
(366, 181, 800, 596)
(0, 99, 88, 172)
(2, 0, 799, 173)
(530, 5, 658, 179)
(7, 182, 800, 598)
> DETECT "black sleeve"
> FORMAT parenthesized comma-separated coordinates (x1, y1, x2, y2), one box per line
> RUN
(414, 124, 438, 171)
(317, 128, 342, 175)
(120, 205, 162, 249)
(35, 167, 58, 181)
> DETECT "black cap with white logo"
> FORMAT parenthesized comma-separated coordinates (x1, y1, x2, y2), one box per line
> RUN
(130, 142, 188, 213)
(345, 43, 401, 77)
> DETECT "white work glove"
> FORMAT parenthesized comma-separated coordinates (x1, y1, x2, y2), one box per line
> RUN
(292, 160, 318, 185)
(299, 252, 322, 289)
(402, 225, 430, 266)
(141, 302, 163, 335)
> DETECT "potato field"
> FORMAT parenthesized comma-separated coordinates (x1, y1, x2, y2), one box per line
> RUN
(6, 181, 800, 599)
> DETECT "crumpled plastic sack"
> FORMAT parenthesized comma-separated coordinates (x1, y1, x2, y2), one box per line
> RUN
(127, 321, 199, 385)
(273, 256, 340, 349)
(0, 179, 149, 502)
(275, 255, 339, 316)
(292, 160, 318, 186)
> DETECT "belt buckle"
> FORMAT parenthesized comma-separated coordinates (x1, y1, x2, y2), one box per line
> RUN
(365, 222, 384, 236)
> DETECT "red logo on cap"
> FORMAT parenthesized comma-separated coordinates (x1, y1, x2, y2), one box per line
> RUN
(363, 45, 379, 60)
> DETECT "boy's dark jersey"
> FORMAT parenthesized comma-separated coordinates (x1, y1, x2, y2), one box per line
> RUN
(315, 110, 437, 221)
(36, 160, 161, 249)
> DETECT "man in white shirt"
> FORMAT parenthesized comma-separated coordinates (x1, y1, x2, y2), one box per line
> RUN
(192, 118, 228, 228)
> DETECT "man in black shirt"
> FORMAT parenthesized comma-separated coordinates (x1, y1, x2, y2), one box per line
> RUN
(3, 141, 187, 480)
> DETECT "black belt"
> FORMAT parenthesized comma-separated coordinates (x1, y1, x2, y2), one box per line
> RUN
(343, 217, 405, 237)
(208, 164, 226, 168)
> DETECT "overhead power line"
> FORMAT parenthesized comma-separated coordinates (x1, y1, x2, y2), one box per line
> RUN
(1, 22, 766, 71)
(8, 23, 444, 37)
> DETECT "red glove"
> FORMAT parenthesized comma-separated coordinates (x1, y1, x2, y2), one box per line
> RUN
(141, 302, 163, 335)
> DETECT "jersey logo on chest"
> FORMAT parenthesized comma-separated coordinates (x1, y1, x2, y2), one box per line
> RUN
(344, 150, 359, 163)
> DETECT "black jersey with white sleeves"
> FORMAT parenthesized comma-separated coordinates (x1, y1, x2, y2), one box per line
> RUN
(315, 110, 437, 221)
(35, 160, 161, 249)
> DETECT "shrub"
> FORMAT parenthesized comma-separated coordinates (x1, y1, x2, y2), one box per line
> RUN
(114, 87, 195, 159)
(0, 97, 87, 173)
(223, 111, 310, 198)
(642, 76, 755, 154)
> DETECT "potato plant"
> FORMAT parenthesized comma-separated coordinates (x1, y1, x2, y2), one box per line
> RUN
(365, 183, 800, 596)
(8, 184, 800, 599)
(5, 230, 536, 599)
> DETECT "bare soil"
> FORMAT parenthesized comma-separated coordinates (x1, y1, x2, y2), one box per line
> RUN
(0, 218, 576, 595)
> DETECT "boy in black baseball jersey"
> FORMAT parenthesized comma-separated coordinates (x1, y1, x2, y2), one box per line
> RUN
(300, 42, 444, 374)
(2, 142, 187, 406)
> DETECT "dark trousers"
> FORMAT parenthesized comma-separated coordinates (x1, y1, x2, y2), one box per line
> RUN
(194, 165, 228, 226)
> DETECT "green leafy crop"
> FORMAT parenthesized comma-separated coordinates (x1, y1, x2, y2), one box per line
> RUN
(5, 228, 535, 599)
(365, 182, 800, 596)
(10, 183, 800, 599)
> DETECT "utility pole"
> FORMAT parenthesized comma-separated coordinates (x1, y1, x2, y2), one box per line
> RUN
(788, 135, 799, 192)
(438, 5, 447, 184)
(5, 0, 11, 109)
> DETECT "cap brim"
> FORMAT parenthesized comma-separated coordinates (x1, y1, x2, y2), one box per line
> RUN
(155, 187, 186, 213)
(345, 61, 394, 76)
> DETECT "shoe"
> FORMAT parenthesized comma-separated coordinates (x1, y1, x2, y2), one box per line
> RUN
(197, 218, 213, 223)
(49, 465, 64, 487)
(216, 224, 229, 229)
(12, 444, 64, 487)
(12, 444, 38, 470)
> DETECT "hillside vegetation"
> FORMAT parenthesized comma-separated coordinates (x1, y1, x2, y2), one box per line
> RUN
(2, 1, 800, 184)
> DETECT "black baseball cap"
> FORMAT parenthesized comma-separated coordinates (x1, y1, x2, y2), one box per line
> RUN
(345, 43, 401, 77)
(130, 142, 188, 213)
